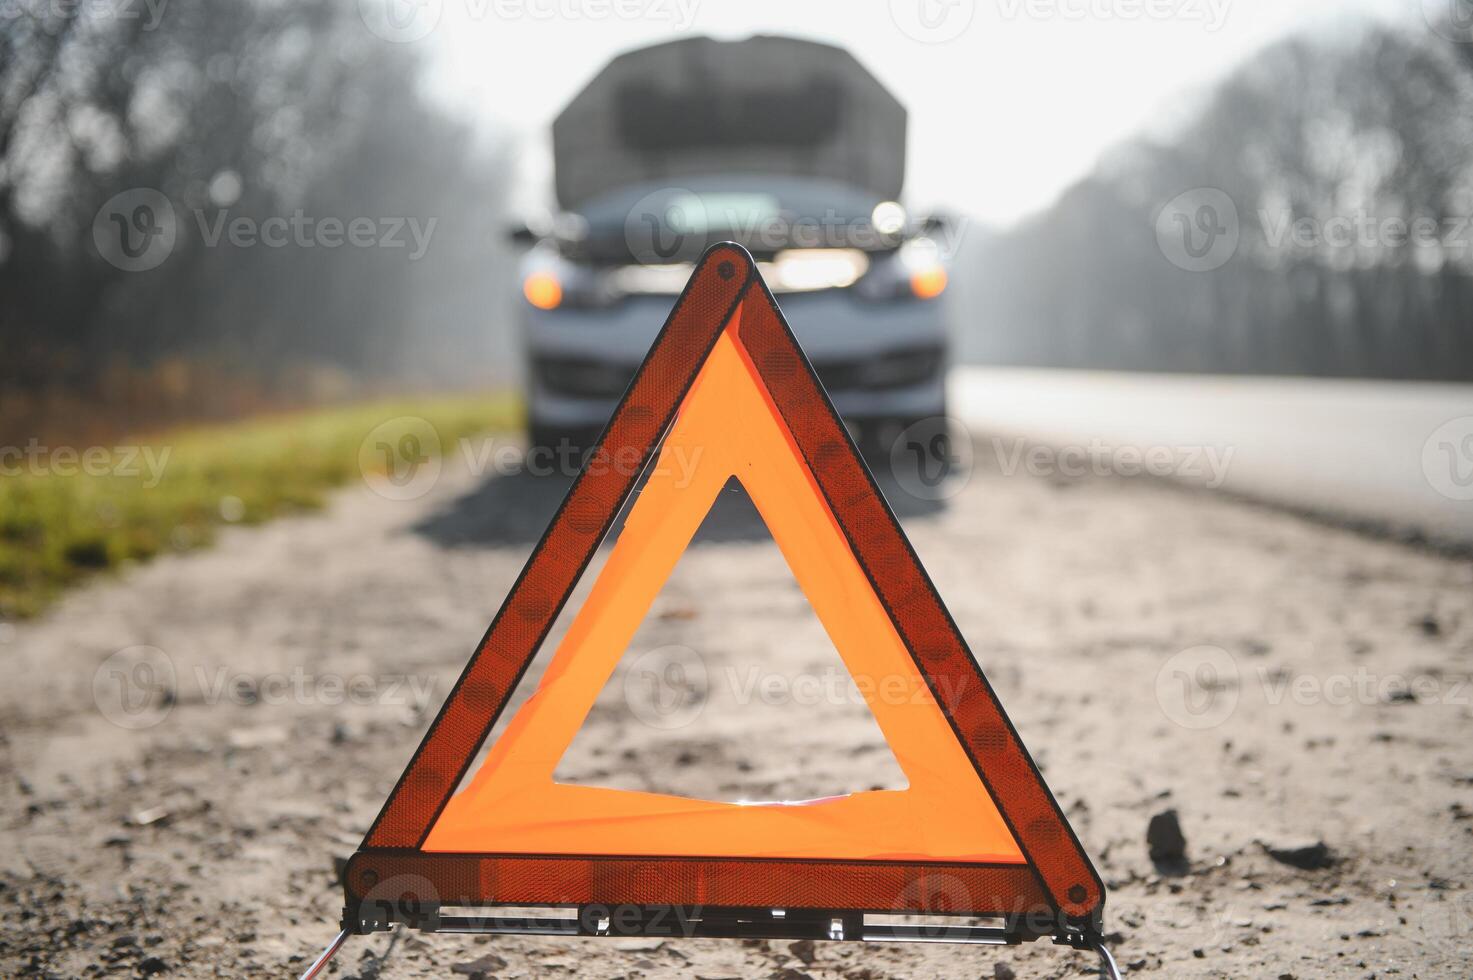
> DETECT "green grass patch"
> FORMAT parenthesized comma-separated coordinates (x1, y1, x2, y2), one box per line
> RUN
(0, 393, 521, 619)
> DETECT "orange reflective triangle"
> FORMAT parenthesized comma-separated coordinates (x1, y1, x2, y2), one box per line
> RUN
(424, 326, 1022, 863)
(344, 245, 1103, 933)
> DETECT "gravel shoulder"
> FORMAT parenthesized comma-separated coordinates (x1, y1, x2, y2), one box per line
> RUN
(2, 436, 1470, 978)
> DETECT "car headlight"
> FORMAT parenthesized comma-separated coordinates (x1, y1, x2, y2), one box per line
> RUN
(907, 262, 948, 300)
(520, 249, 616, 310)
(522, 272, 564, 310)
(855, 238, 948, 302)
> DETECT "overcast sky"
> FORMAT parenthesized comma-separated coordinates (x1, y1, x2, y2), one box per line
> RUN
(410, 0, 1422, 227)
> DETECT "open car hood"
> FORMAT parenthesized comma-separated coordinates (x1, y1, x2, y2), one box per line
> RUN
(553, 35, 906, 211)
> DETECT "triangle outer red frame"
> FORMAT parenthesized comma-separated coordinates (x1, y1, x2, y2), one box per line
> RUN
(344, 243, 1104, 929)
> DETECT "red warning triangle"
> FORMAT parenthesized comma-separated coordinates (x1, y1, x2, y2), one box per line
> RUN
(343, 244, 1103, 935)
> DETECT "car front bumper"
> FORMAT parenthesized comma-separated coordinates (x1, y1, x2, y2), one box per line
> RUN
(524, 289, 948, 431)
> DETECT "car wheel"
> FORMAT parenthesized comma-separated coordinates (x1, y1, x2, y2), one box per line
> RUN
(525, 421, 594, 477)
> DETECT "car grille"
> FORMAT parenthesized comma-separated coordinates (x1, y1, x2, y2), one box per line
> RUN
(534, 345, 942, 400)
(811, 345, 943, 392)
(533, 356, 636, 399)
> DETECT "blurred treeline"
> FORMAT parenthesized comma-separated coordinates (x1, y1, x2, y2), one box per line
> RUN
(957, 22, 1473, 381)
(0, 0, 514, 444)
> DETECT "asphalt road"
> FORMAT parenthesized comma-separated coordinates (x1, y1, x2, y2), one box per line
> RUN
(951, 368, 1473, 548)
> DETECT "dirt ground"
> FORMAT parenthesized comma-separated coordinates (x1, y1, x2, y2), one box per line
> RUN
(2, 432, 1470, 979)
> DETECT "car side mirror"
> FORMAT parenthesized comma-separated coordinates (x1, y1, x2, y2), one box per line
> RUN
(919, 214, 952, 237)
(508, 223, 538, 247)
